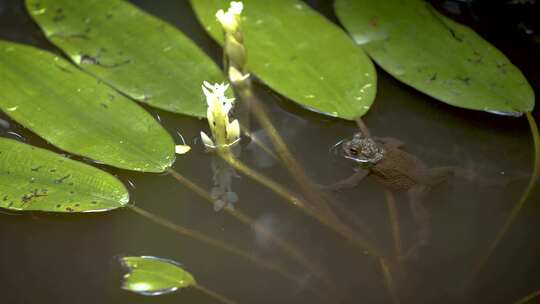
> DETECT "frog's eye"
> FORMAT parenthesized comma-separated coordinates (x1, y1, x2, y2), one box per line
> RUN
(349, 148, 359, 156)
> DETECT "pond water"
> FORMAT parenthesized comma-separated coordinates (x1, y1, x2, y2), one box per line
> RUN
(0, 0, 539, 303)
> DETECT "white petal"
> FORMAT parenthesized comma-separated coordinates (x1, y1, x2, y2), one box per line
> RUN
(206, 108, 215, 130)
(200, 131, 215, 148)
(216, 10, 236, 32)
(175, 145, 191, 155)
(228, 67, 250, 83)
(215, 9, 225, 20)
(202, 85, 212, 101)
(230, 2, 244, 15)
(227, 119, 241, 141)
(203, 80, 213, 90)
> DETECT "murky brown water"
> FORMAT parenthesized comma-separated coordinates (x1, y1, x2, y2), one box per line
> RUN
(0, 0, 539, 303)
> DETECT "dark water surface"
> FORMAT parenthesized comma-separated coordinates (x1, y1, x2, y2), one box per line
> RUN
(1, 0, 539, 303)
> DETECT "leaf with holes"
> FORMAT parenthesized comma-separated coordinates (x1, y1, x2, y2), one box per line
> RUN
(191, 0, 376, 120)
(0, 138, 129, 213)
(334, 0, 534, 115)
(26, 0, 224, 118)
(120, 256, 196, 296)
(0, 41, 175, 173)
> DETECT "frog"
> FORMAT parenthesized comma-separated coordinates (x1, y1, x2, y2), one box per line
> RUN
(328, 132, 479, 258)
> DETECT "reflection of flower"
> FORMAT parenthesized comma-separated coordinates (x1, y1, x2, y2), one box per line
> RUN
(211, 156, 239, 211)
(216, 1, 243, 34)
(200, 81, 240, 149)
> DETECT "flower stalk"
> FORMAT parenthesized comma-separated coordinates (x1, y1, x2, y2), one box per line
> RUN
(216, 2, 248, 79)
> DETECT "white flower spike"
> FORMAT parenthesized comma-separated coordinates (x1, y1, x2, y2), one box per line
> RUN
(200, 131, 215, 148)
(216, 1, 243, 34)
(200, 81, 240, 149)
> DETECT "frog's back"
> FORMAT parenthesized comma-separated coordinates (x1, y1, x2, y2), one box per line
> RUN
(371, 147, 425, 191)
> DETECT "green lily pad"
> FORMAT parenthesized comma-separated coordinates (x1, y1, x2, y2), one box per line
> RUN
(191, 0, 377, 120)
(26, 0, 224, 118)
(334, 0, 535, 115)
(120, 256, 196, 296)
(0, 41, 175, 173)
(0, 138, 129, 213)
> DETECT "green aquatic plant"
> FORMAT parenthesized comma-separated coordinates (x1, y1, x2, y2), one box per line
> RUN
(334, 0, 535, 115)
(0, 138, 128, 213)
(513, 288, 540, 304)
(0, 36, 326, 297)
(0, 41, 175, 173)
(25, 0, 225, 118)
(191, 0, 377, 120)
(120, 256, 197, 295)
(120, 256, 238, 304)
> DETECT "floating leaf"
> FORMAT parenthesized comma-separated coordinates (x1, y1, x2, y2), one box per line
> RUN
(0, 138, 129, 213)
(120, 256, 196, 296)
(191, 0, 377, 120)
(26, 0, 224, 118)
(334, 0, 535, 115)
(0, 41, 175, 173)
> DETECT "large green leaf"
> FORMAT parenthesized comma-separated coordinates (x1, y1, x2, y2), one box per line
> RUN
(120, 256, 196, 296)
(0, 138, 128, 213)
(191, 0, 377, 120)
(0, 41, 174, 173)
(26, 0, 224, 118)
(334, 0, 535, 115)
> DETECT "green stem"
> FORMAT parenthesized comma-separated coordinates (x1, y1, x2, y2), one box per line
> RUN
(193, 284, 239, 304)
(465, 112, 540, 287)
(241, 125, 376, 243)
(379, 258, 401, 304)
(241, 126, 279, 161)
(385, 190, 403, 261)
(220, 151, 383, 258)
(165, 168, 339, 296)
(235, 86, 341, 224)
(513, 289, 540, 304)
(128, 205, 301, 287)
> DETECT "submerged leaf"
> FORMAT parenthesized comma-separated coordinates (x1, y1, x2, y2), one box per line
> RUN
(120, 256, 196, 296)
(191, 0, 377, 120)
(0, 41, 175, 173)
(0, 138, 129, 213)
(26, 0, 224, 118)
(334, 0, 535, 114)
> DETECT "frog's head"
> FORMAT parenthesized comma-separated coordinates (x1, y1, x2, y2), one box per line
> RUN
(342, 133, 385, 167)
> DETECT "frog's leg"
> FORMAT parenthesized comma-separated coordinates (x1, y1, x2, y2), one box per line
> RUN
(323, 169, 369, 191)
(404, 184, 431, 259)
(374, 137, 405, 149)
